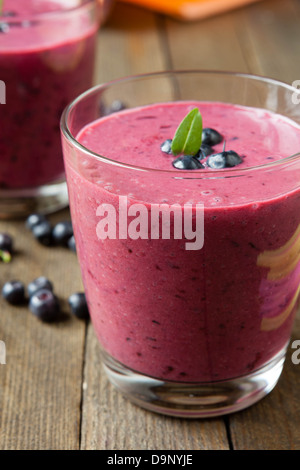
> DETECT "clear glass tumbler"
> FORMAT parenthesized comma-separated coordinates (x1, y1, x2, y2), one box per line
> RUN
(0, 0, 100, 218)
(61, 71, 300, 417)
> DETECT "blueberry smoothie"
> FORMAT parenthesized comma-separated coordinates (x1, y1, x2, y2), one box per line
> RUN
(63, 100, 300, 383)
(0, 0, 98, 189)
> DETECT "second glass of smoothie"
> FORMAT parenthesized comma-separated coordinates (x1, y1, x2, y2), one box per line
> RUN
(0, 0, 100, 218)
(61, 71, 300, 417)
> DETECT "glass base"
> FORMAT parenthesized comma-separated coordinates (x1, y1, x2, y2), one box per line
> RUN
(102, 346, 287, 418)
(0, 180, 69, 219)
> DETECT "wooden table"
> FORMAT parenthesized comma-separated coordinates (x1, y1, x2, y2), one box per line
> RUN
(1, 0, 300, 450)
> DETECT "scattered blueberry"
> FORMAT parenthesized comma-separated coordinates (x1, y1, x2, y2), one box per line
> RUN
(2, 281, 25, 305)
(207, 153, 227, 169)
(224, 150, 243, 167)
(52, 221, 73, 246)
(172, 155, 204, 170)
(0, 233, 13, 253)
(27, 277, 53, 298)
(26, 213, 47, 231)
(29, 289, 60, 322)
(32, 221, 53, 246)
(68, 293, 89, 320)
(160, 139, 173, 155)
(67, 235, 76, 253)
(202, 128, 223, 146)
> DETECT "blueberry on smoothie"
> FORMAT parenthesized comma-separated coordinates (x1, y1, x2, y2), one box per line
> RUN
(172, 155, 204, 170)
(2, 281, 25, 305)
(202, 128, 223, 146)
(207, 153, 227, 169)
(225, 150, 243, 167)
(207, 151, 243, 169)
(160, 139, 173, 155)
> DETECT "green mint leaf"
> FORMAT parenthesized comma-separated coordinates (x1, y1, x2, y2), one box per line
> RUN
(171, 108, 203, 156)
(0, 2, 3, 15)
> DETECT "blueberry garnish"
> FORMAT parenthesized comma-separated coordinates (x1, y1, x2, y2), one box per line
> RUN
(207, 153, 227, 169)
(160, 139, 173, 155)
(67, 235, 76, 253)
(196, 144, 214, 159)
(0, 233, 13, 253)
(2, 281, 25, 305)
(202, 128, 223, 146)
(224, 150, 243, 167)
(207, 151, 243, 169)
(29, 289, 60, 322)
(32, 221, 53, 246)
(172, 155, 204, 170)
(27, 277, 53, 298)
(68, 293, 89, 320)
(52, 221, 73, 246)
(26, 213, 47, 231)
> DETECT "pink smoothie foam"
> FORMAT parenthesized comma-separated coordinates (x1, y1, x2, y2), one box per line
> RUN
(64, 101, 300, 383)
(0, 0, 98, 189)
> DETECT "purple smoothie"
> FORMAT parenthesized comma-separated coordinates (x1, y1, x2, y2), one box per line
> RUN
(63, 101, 300, 383)
(0, 0, 98, 189)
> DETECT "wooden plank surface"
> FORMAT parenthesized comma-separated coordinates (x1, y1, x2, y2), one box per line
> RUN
(1, 0, 300, 450)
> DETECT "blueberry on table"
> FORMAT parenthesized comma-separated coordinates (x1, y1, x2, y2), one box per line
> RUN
(0, 233, 13, 253)
(52, 221, 73, 246)
(2, 281, 25, 305)
(172, 155, 204, 170)
(29, 289, 60, 322)
(68, 293, 89, 320)
(32, 221, 53, 246)
(160, 139, 173, 155)
(26, 213, 47, 231)
(27, 277, 53, 298)
(202, 128, 223, 146)
(67, 235, 76, 253)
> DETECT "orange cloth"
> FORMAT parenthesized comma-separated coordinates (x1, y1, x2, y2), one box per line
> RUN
(117, 0, 263, 20)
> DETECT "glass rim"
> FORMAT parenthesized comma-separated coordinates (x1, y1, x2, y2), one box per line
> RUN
(60, 69, 300, 177)
(0, 0, 97, 22)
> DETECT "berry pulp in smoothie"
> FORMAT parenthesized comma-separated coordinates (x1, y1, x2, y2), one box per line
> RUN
(0, 0, 98, 189)
(63, 101, 300, 383)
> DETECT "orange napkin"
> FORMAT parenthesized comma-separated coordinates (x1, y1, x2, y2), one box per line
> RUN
(117, 0, 263, 20)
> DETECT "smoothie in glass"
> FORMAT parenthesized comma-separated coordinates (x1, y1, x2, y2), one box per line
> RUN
(0, 0, 99, 216)
(61, 71, 300, 417)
